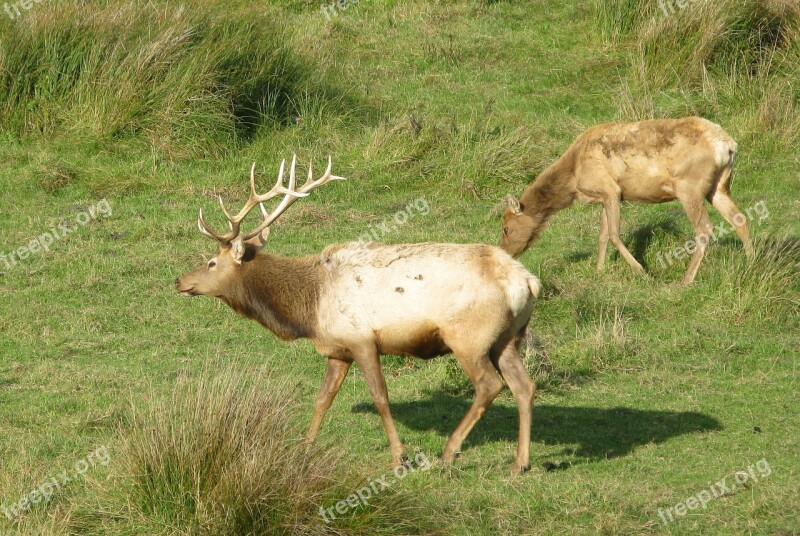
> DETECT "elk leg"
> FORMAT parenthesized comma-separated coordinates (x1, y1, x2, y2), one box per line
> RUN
(442, 354, 504, 464)
(677, 191, 714, 285)
(596, 208, 609, 271)
(492, 339, 536, 475)
(603, 196, 646, 276)
(307, 358, 352, 443)
(710, 191, 754, 257)
(354, 347, 406, 465)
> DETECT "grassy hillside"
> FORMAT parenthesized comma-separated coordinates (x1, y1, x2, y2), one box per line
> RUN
(0, 1, 798, 535)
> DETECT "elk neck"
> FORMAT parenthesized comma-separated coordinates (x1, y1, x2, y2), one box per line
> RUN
(222, 252, 322, 341)
(519, 144, 580, 242)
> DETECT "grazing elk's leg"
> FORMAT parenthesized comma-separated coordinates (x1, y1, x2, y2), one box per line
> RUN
(596, 208, 609, 271)
(492, 338, 536, 475)
(307, 358, 352, 443)
(442, 352, 504, 465)
(353, 347, 406, 465)
(603, 194, 646, 276)
(710, 186, 754, 257)
(676, 189, 714, 285)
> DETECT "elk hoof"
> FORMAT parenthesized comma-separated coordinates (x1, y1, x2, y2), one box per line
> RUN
(391, 454, 409, 467)
(511, 462, 530, 476)
(441, 450, 461, 465)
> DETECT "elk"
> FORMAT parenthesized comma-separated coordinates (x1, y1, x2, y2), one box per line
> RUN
(176, 155, 542, 474)
(500, 117, 754, 284)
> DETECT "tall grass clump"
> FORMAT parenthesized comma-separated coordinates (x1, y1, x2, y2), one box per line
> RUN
(362, 112, 550, 199)
(68, 368, 439, 535)
(594, 0, 657, 42)
(711, 235, 800, 319)
(0, 0, 335, 158)
(633, 0, 799, 86)
(599, 0, 800, 147)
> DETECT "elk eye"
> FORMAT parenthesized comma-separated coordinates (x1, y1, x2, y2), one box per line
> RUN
(503, 227, 509, 236)
(208, 260, 217, 269)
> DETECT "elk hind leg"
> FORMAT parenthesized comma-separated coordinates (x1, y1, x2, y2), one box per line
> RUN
(677, 191, 714, 285)
(492, 336, 536, 475)
(710, 171, 753, 256)
(596, 208, 609, 271)
(442, 351, 504, 464)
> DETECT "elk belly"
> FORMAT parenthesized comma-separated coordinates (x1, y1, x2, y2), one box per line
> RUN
(373, 322, 451, 359)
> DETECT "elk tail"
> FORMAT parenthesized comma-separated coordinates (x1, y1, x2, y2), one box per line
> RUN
(528, 275, 541, 299)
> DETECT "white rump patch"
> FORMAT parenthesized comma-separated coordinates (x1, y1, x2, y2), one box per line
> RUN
(713, 139, 732, 167)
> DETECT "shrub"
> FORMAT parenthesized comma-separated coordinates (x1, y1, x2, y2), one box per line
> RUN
(0, 0, 332, 158)
(68, 367, 440, 535)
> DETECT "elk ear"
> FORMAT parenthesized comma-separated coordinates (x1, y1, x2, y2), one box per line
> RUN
(243, 227, 270, 251)
(504, 194, 522, 215)
(230, 237, 247, 264)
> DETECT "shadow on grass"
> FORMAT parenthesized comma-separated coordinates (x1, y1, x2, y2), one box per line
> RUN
(627, 218, 684, 271)
(562, 218, 685, 270)
(353, 392, 721, 460)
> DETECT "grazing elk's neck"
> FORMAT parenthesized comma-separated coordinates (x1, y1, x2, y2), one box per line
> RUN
(223, 253, 321, 341)
(519, 145, 580, 242)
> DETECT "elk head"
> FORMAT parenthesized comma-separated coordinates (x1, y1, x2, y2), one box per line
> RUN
(500, 194, 536, 257)
(176, 155, 345, 299)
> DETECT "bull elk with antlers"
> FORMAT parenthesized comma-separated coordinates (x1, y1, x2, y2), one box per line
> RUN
(176, 156, 542, 474)
(500, 117, 753, 284)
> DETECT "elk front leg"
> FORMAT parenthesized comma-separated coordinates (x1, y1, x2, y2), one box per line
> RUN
(603, 196, 646, 276)
(354, 347, 406, 466)
(307, 358, 352, 443)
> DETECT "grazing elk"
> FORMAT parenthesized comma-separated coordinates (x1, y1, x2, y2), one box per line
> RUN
(500, 117, 754, 284)
(176, 156, 542, 474)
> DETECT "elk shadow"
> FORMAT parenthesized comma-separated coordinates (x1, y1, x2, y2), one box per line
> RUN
(352, 391, 721, 460)
(624, 218, 684, 270)
(564, 218, 684, 269)
(565, 250, 591, 262)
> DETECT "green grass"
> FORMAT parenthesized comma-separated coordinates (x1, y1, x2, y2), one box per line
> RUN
(1, 1, 799, 535)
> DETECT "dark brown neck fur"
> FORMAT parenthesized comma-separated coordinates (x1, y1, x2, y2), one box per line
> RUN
(519, 143, 580, 243)
(221, 251, 322, 341)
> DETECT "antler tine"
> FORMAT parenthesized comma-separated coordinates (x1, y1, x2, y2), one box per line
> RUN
(248, 161, 259, 201)
(270, 159, 286, 195)
(288, 154, 298, 192)
(298, 155, 346, 193)
(218, 195, 235, 222)
(198, 207, 229, 241)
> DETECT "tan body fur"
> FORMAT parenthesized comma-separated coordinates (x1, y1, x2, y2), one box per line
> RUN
(178, 163, 542, 475)
(501, 117, 753, 284)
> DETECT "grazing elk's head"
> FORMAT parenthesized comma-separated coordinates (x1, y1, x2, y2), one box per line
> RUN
(500, 194, 535, 257)
(176, 155, 345, 298)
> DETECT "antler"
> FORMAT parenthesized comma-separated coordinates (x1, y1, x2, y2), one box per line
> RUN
(197, 155, 346, 245)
